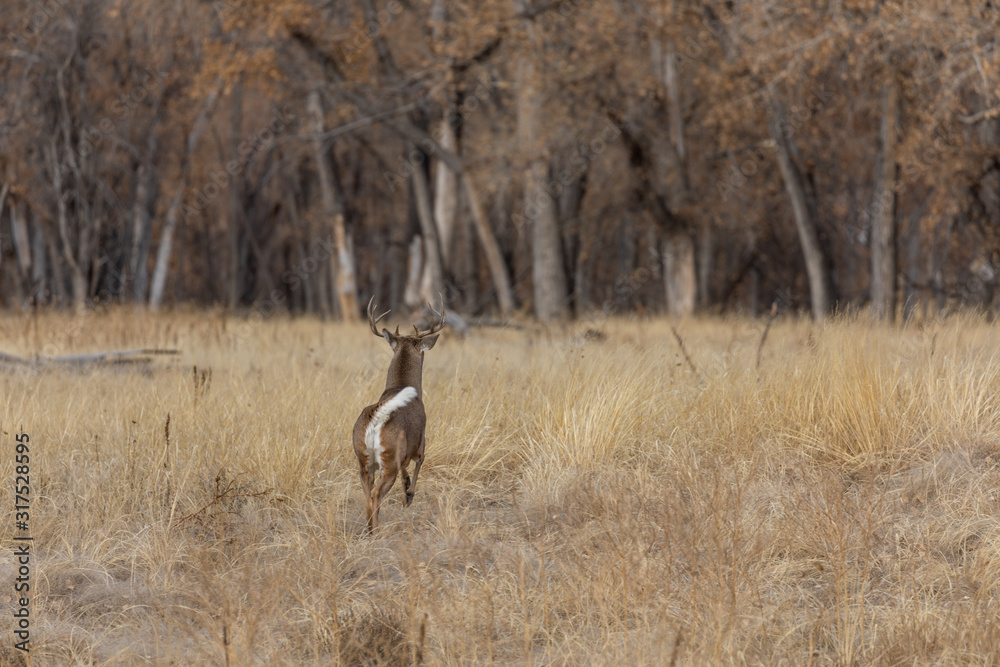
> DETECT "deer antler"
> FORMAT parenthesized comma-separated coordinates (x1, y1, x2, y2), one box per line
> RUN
(367, 296, 390, 337)
(413, 304, 446, 339)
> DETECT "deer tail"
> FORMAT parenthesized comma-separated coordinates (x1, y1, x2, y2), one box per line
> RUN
(364, 387, 418, 477)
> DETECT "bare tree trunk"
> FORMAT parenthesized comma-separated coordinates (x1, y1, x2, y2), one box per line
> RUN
(330, 225, 354, 319)
(308, 89, 359, 321)
(933, 269, 946, 314)
(558, 159, 587, 315)
(30, 220, 47, 304)
(315, 250, 332, 318)
(10, 200, 31, 279)
(149, 86, 219, 311)
(697, 226, 712, 308)
(574, 212, 595, 315)
(382, 110, 514, 315)
(462, 174, 515, 315)
(229, 227, 248, 307)
(46, 141, 87, 312)
(749, 265, 760, 316)
(403, 236, 423, 307)
(975, 104, 1000, 317)
(228, 81, 246, 308)
(45, 228, 67, 305)
(871, 79, 899, 322)
(528, 162, 567, 321)
(663, 0, 685, 163)
(452, 194, 475, 312)
(130, 135, 158, 305)
(0, 184, 8, 227)
(282, 176, 310, 312)
(430, 0, 463, 306)
(663, 232, 696, 318)
(53, 59, 95, 313)
(767, 89, 831, 320)
(5, 201, 27, 308)
(902, 204, 927, 323)
(653, 4, 697, 318)
(412, 160, 445, 310)
(298, 246, 314, 313)
(2, 264, 21, 309)
(433, 118, 459, 267)
(148, 192, 183, 311)
(518, 27, 567, 322)
(387, 216, 408, 313)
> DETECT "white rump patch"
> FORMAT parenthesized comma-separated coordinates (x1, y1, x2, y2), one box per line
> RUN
(365, 387, 418, 475)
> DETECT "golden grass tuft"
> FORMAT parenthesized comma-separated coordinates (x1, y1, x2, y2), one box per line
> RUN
(1, 309, 1000, 664)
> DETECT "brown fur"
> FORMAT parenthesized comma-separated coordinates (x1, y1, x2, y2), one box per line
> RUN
(352, 323, 440, 532)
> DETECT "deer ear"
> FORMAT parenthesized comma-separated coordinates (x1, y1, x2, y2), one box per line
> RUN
(420, 334, 439, 351)
(381, 329, 398, 350)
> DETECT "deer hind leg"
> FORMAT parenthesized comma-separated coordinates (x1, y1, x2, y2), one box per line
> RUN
(358, 457, 376, 532)
(405, 433, 427, 508)
(369, 466, 398, 531)
(402, 468, 412, 506)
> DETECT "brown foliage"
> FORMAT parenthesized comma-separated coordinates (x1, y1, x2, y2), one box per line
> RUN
(1, 1, 999, 317)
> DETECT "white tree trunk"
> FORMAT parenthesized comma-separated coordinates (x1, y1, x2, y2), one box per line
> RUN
(332, 213, 358, 319)
(433, 120, 459, 266)
(148, 191, 182, 311)
(767, 89, 830, 320)
(308, 89, 359, 321)
(10, 200, 31, 277)
(663, 233, 696, 318)
(403, 235, 423, 307)
(149, 86, 218, 311)
(413, 164, 445, 310)
(653, 4, 698, 318)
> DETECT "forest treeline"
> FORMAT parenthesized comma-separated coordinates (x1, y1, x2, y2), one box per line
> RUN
(2, 1, 999, 321)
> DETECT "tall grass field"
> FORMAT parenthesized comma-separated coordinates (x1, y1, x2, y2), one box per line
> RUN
(1, 310, 1000, 665)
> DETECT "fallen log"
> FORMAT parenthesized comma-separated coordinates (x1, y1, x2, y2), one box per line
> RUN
(0, 349, 180, 370)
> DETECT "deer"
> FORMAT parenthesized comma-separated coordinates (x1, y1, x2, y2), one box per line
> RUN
(352, 297, 445, 532)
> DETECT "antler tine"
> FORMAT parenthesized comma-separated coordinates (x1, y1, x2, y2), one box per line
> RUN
(366, 296, 389, 337)
(414, 303, 447, 338)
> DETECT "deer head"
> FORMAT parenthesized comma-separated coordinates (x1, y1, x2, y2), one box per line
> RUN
(367, 297, 445, 396)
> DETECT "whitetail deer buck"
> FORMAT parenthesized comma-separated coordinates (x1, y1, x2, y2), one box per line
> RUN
(352, 298, 445, 531)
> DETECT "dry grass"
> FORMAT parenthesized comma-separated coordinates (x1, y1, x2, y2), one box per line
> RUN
(1, 309, 1000, 665)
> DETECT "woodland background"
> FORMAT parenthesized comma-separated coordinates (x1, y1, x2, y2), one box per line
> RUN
(2, 0, 999, 323)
